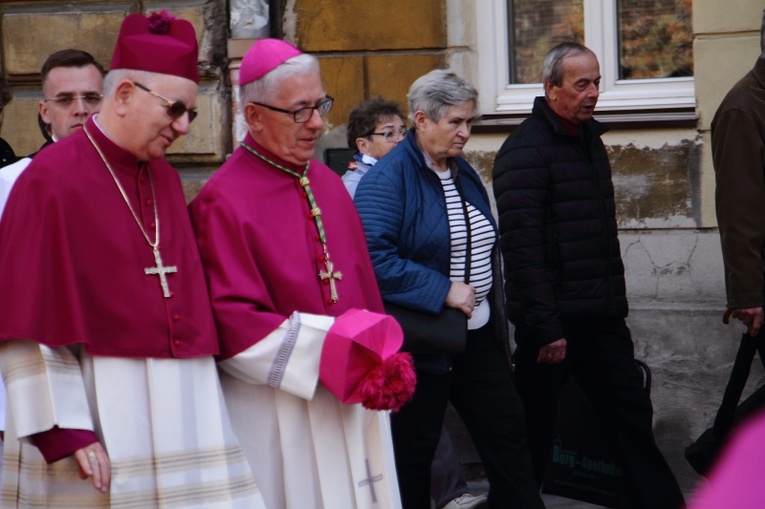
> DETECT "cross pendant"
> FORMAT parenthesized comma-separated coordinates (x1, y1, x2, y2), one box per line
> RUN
(319, 258, 342, 303)
(144, 247, 178, 298)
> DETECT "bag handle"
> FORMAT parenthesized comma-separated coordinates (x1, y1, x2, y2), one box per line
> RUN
(712, 332, 764, 436)
(453, 174, 472, 284)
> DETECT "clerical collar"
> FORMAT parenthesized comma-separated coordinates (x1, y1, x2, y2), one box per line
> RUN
(87, 116, 143, 172)
(239, 137, 343, 304)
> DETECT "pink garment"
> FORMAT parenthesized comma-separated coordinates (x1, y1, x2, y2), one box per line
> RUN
(0, 116, 219, 358)
(29, 427, 96, 464)
(239, 38, 302, 86)
(188, 134, 385, 359)
(688, 409, 765, 509)
(111, 11, 199, 83)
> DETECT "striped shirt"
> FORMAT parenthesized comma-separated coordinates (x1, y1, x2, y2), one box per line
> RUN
(435, 168, 495, 329)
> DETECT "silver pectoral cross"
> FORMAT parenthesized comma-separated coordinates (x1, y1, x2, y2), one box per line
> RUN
(318, 258, 342, 303)
(145, 247, 178, 298)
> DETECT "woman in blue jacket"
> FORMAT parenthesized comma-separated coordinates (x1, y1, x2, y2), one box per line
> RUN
(354, 70, 542, 509)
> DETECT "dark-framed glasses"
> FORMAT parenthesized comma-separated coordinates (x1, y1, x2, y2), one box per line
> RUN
(44, 94, 103, 108)
(250, 95, 333, 123)
(133, 82, 198, 123)
(369, 129, 408, 142)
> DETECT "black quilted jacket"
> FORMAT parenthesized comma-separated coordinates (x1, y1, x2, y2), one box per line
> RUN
(492, 96, 628, 347)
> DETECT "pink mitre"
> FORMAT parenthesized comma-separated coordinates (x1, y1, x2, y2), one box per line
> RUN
(239, 38, 303, 86)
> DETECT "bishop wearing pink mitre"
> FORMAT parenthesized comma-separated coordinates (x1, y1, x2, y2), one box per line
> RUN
(0, 12, 265, 508)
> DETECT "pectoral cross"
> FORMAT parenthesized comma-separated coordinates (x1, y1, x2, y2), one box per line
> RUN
(145, 247, 178, 298)
(319, 258, 342, 303)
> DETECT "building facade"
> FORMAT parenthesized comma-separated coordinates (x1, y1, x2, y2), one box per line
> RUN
(0, 0, 761, 495)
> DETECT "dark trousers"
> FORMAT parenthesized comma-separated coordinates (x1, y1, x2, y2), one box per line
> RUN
(513, 318, 684, 509)
(392, 323, 543, 509)
(430, 428, 468, 508)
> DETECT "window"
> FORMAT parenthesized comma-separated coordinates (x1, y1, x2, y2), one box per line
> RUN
(476, 0, 695, 116)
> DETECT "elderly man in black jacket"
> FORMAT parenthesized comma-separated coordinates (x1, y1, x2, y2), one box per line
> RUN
(492, 42, 684, 509)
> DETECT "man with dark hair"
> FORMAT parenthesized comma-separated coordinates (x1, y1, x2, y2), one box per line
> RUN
(492, 41, 684, 508)
(0, 49, 105, 215)
(342, 95, 407, 198)
(39, 49, 105, 147)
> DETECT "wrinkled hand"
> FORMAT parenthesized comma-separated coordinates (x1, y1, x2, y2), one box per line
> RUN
(445, 282, 476, 318)
(74, 442, 110, 493)
(723, 307, 763, 336)
(537, 338, 566, 364)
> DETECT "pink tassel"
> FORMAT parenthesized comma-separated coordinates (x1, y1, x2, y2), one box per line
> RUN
(147, 10, 175, 34)
(358, 353, 416, 412)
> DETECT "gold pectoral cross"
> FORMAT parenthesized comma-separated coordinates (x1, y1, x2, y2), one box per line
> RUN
(319, 259, 342, 303)
(145, 247, 178, 298)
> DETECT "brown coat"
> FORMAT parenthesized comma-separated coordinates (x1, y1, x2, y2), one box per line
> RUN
(712, 57, 765, 308)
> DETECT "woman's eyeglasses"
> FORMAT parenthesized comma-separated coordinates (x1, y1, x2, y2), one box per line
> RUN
(369, 129, 408, 142)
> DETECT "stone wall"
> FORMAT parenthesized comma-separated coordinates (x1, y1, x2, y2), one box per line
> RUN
(0, 0, 229, 200)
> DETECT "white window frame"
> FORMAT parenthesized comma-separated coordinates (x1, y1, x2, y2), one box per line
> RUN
(475, 0, 696, 115)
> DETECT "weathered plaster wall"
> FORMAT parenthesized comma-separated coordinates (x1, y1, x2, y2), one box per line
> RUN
(0, 0, 230, 200)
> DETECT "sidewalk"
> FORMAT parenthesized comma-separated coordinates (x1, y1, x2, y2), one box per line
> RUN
(468, 479, 606, 508)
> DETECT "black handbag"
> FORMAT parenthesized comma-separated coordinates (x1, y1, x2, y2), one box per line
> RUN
(383, 302, 467, 355)
(384, 173, 471, 356)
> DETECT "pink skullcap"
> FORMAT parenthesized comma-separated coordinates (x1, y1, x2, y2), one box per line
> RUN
(239, 38, 302, 86)
(110, 11, 199, 83)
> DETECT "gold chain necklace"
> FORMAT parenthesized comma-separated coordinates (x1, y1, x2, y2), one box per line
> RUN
(239, 141, 342, 303)
(84, 125, 177, 298)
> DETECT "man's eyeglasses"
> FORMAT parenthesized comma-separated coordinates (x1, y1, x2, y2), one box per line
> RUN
(250, 96, 333, 123)
(369, 129, 408, 142)
(44, 94, 103, 108)
(133, 82, 198, 123)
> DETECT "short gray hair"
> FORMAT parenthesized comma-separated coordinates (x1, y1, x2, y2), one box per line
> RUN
(407, 69, 478, 123)
(240, 53, 320, 105)
(542, 41, 595, 88)
(761, 9, 765, 57)
(103, 69, 157, 97)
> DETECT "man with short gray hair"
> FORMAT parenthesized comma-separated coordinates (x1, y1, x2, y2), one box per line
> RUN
(492, 41, 684, 508)
(189, 38, 413, 509)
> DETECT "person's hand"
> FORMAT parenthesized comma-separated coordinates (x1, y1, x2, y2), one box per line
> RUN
(537, 338, 566, 364)
(73, 442, 110, 493)
(723, 307, 764, 336)
(445, 282, 476, 317)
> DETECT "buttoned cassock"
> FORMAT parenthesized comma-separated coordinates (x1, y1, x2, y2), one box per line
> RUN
(189, 134, 402, 509)
(0, 116, 265, 508)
